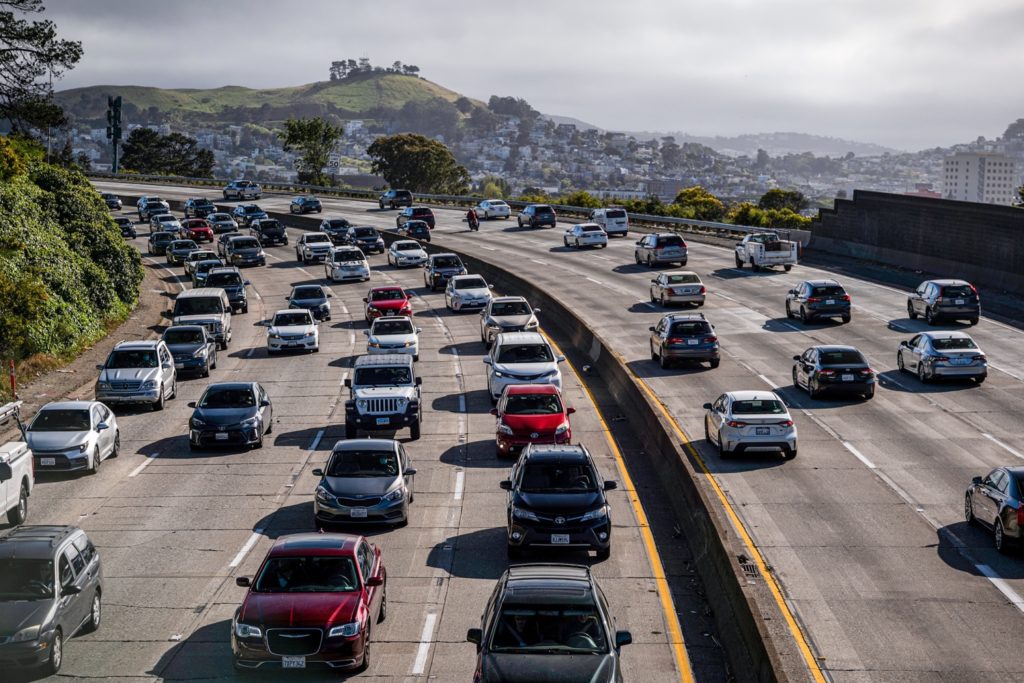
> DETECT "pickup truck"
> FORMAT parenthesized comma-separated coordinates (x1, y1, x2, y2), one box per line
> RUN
(734, 233, 798, 271)
(0, 403, 33, 526)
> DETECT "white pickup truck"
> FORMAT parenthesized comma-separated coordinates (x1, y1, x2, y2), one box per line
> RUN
(734, 232, 799, 271)
(0, 441, 32, 526)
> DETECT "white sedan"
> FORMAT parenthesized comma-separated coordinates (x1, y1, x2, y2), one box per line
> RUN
(563, 223, 608, 249)
(387, 240, 428, 267)
(364, 316, 422, 360)
(25, 400, 120, 474)
(325, 246, 370, 282)
(266, 309, 319, 354)
(477, 199, 511, 219)
(445, 274, 494, 312)
(703, 391, 797, 460)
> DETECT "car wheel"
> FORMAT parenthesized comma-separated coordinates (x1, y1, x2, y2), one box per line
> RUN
(965, 494, 977, 526)
(345, 422, 357, 439)
(969, 317, 979, 326)
(211, 351, 218, 369)
(357, 634, 370, 673)
(975, 374, 987, 384)
(89, 447, 101, 474)
(907, 301, 917, 319)
(646, 256, 655, 268)
(660, 294, 668, 307)
(735, 254, 743, 268)
(800, 307, 809, 324)
(252, 430, 264, 450)
(410, 420, 421, 440)
(717, 433, 731, 459)
(783, 265, 792, 272)
(785, 302, 793, 319)
(842, 313, 851, 324)
(782, 447, 797, 460)
(995, 518, 1009, 554)
(792, 367, 800, 387)
(563, 237, 569, 247)
(83, 591, 102, 633)
(43, 628, 62, 675)
(377, 586, 387, 623)
(7, 483, 28, 525)
(650, 342, 658, 361)
(807, 378, 819, 399)
(897, 351, 906, 373)
(925, 307, 937, 326)
(170, 378, 177, 399)
(635, 252, 641, 265)
(918, 362, 930, 384)
(863, 385, 875, 400)
(709, 358, 720, 368)
(111, 431, 120, 458)
(153, 386, 165, 411)
(659, 349, 670, 369)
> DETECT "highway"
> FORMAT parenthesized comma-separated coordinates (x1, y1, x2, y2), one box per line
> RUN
(9, 190, 696, 681)
(94, 179, 1024, 680)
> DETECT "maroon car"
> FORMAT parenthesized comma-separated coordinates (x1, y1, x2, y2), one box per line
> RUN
(231, 532, 387, 672)
(364, 286, 412, 322)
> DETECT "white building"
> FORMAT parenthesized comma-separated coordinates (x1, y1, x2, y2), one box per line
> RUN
(943, 152, 1020, 205)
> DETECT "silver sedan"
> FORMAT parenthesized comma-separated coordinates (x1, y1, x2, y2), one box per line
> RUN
(25, 401, 119, 474)
(703, 391, 797, 459)
(649, 271, 706, 307)
(897, 331, 987, 384)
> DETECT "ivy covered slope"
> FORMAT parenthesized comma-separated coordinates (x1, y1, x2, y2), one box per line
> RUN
(0, 136, 144, 399)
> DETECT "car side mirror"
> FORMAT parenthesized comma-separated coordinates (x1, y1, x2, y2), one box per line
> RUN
(312, 468, 324, 477)
(488, 284, 494, 289)
(96, 422, 109, 431)
(366, 576, 384, 587)
(556, 355, 565, 363)
(651, 279, 658, 284)
(362, 330, 370, 336)
(344, 378, 352, 388)
(0, 463, 11, 482)
(415, 377, 422, 386)
(603, 480, 617, 491)
(648, 326, 655, 332)
(466, 628, 482, 646)
(566, 407, 576, 415)
(62, 584, 82, 596)
(702, 402, 712, 410)
(404, 467, 417, 476)
(900, 341, 909, 348)
(362, 297, 368, 302)
(235, 577, 251, 588)
(972, 475, 983, 485)
(615, 630, 633, 648)
(416, 328, 422, 334)
(260, 400, 270, 407)
(635, 240, 642, 245)
(499, 480, 512, 491)
(482, 357, 492, 365)
(95, 364, 104, 370)
(187, 401, 197, 408)
(792, 355, 801, 361)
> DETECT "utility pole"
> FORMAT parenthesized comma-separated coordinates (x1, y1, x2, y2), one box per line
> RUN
(106, 95, 122, 173)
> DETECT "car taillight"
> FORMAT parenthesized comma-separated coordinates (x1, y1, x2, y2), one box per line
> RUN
(727, 420, 747, 428)
(818, 369, 835, 376)
(859, 368, 874, 375)
(932, 356, 950, 362)
(698, 286, 707, 294)
(841, 294, 851, 301)
(969, 284, 978, 295)
(977, 355, 987, 362)
(777, 420, 794, 427)
(703, 336, 718, 343)
(1017, 506, 1024, 529)
(806, 297, 821, 303)
(666, 337, 685, 344)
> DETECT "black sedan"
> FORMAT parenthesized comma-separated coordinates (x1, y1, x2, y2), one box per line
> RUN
(290, 195, 322, 214)
(792, 345, 875, 399)
(188, 382, 272, 450)
(966, 466, 1024, 553)
(113, 216, 136, 238)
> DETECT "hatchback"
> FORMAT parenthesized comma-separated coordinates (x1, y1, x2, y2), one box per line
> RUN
(650, 271, 706, 307)
(312, 439, 416, 527)
(703, 391, 797, 459)
(897, 331, 987, 383)
(792, 345, 875, 399)
(232, 532, 386, 671)
(396, 206, 435, 229)
(492, 384, 574, 458)
(445, 274, 494, 312)
(635, 233, 687, 267)
(908, 279, 980, 325)
(649, 313, 720, 369)
(786, 279, 851, 324)
(965, 467, 1024, 553)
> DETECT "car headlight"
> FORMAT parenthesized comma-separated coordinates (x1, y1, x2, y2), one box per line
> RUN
(554, 423, 570, 436)
(192, 347, 208, 358)
(356, 399, 368, 411)
(368, 341, 381, 348)
(11, 625, 40, 643)
(234, 622, 262, 639)
(383, 487, 405, 503)
(512, 507, 539, 522)
(366, 305, 378, 312)
(493, 370, 506, 378)
(315, 485, 335, 504)
(141, 379, 158, 389)
(240, 417, 258, 428)
(497, 424, 514, 436)
(97, 381, 111, 390)
(269, 331, 281, 338)
(318, 303, 329, 311)
(581, 505, 609, 522)
(328, 621, 360, 638)
(486, 320, 501, 329)
(404, 340, 415, 347)
(191, 417, 206, 428)
(526, 319, 539, 329)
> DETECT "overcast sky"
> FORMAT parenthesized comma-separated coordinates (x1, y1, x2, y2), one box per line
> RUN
(43, 0, 1024, 151)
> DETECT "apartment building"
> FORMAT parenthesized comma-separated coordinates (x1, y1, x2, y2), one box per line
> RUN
(943, 152, 1020, 205)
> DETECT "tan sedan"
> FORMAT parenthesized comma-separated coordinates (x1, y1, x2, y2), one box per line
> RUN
(649, 271, 706, 307)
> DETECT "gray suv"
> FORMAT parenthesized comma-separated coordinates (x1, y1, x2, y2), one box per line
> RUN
(907, 279, 980, 325)
(344, 355, 422, 440)
(95, 340, 177, 410)
(0, 526, 103, 675)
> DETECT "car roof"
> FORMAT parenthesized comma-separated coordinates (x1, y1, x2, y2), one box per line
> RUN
(269, 532, 362, 558)
(369, 285, 405, 293)
(273, 308, 311, 316)
(0, 526, 83, 560)
(372, 316, 413, 324)
(661, 270, 701, 277)
(204, 381, 255, 391)
(925, 279, 971, 286)
(179, 287, 228, 298)
(490, 296, 528, 304)
(451, 274, 486, 283)
(495, 331, 546, 344)
(504, 384, 560, 396)
(810, 345, 861, 353)
(663, 312, 707, 322)
(922, 330, 973, 340)
(523, 444, 589, 463)
(1003, 467, 1024, 477)
(208, 267, 240, 275)
(164, 324, 205, 332)
(802, 279, 842, 287)
(353, 353, 413, 367)
(430, 252, 459, 260)
(113, 340, 160, 350)
(37, 400, 97, 411)
(393, 240, 421, 248)
(724, 390, 782, 402)
(329, 438, 396, 452)
(573, 222, 602, 228)
(503, 564, 595, 601)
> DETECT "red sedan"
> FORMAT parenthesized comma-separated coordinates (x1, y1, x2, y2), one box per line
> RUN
(232, 532, 386, 672)
(364, 286, 412, 322)
(182, 218, 214, 243)
(491, 384, 574, 457)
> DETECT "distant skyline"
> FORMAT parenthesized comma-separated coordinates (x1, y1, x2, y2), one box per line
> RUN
(44, 0, 1024, 151)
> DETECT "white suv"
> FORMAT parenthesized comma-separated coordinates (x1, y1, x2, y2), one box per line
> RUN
(295, 232, 333, 263)
(703, 391, 797, 460)
(484, 332, 565, 402)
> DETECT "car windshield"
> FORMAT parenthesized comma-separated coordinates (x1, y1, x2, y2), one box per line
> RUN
(30, 409, 90, 432)
(656, 235, 684, 247)
(497, 344, 553, 363)
(153, 233, 172, 243)
(148, 197, 164, 204)
(195, 261, 220, 273)
(454, 278, 487, 290)
(370, 289, 404, 302)
(491, 301, 531, 316)
(732, 399, 786, 415)
(231, 239, 260, 250)
(0, 559, 55, 600)
(257, 220, 281, 230)
(195, 200, 213, 207)
(520, 462, 597, 492)
(157, 215, 177, 223)
(254, 556, 359, 593)
(243, 206, 263, 214)
(504, 393, 562, 415)
(932, 337, 978, 350)
(326, 219, 349, 228)
(206, 273, 242, 286)
(433, 256, 461, 269)
(666, 274, 700, 284)
(171, 240, 198, 250)
(354, 366, 412, 386)
(327, 449, 399, 477)
(373, 319, 414, 335)
(199, 387, 256, 408)
(188, 251, 215, 261)
(395, 241, 420, 252)
(174, 297, 224, 315)
(274, 312, 313, 327)
(334, 250, 363, 262)
(811, 285, 845, 297)
(941, 284, 974, 297)
(819, 350, 866, 365)
(115, 218, 132, 226)
(491, 605, 607, 653)
(354, 228, 377, 238)
(669, 321, 711, 336)
(210, 213, 231, 221)
(306, 234, 330, 243)
(106, 349, 158, 368)
(292, 286, 324, 299)
(163, 329, 204, 344)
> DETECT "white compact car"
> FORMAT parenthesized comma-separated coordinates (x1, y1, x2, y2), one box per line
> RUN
(325, 246, 370, 282)
(563, 223, 608, 249)
(703, 390, 797, 459)
(484, 331, 565, 402)
(445, 274, 494, 312)
(387, 240, 428, 267)
(25, 400, 120, 474)
(364, 316, 422, 360)
(266, 309, 319, 354)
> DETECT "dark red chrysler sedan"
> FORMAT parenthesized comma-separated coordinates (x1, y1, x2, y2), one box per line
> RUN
(231, 532, 387, 672)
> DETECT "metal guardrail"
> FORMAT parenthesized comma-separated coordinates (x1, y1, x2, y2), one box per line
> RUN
(88, 172, 812, 246)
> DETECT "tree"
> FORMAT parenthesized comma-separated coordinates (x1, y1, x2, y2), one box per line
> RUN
(0, 0, 82, 132)
(758, 188, 808, 212)
(755, 148, 770, 169)
(120, 128, 213, 177)
(454, 96, 473, 115)
(672, 186, 726, 221)
(367, 133, 470, 194)
(1017, 185, 1024, 207)
(279, 116, 344, 185)
(660, 139, 682, 167)
(476, 175, 511, 198)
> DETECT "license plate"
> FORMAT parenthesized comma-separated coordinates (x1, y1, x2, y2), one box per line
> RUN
(825, 299, 835, 305)
(350, 508, 368, 518)
(282, 656, 306, 669)
(755, 427, 770, 435)
(215, 432, 229, 441)
(955, 299, 965, 305)
(842, 374, 854, 381)
(40, 457, 55, 466)
(174, 362, 185, 369)
(686, 339, 699, 345)
(375, 417, 389, 426)
(951, 358, 971, 366)
(286, 343, 300, 348)
(551, 534, 570, 544)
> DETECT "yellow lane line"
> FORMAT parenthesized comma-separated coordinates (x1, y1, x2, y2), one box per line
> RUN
(544, 333, 694, 683)
(627, 363, 827, 683)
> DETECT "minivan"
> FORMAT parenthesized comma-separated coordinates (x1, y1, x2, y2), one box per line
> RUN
(590, 207, 629, 236)
(172, 288, 232, 349)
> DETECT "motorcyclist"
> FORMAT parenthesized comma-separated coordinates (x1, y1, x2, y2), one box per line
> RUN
(466, 208, 479, 230)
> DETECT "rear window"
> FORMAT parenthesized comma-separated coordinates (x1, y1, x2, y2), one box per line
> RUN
(656, 235, 684, 248)
(206, 272, 242, 286)
(666, 274, 699, 284)
(941, 284, 974, 297)
(370, 289, 404, 301)
(818, 350, 865, 365)
(534, 205, 554, 214)
(731, 399, 786, 415)
(395, 191, 412, 198)
(231, 238, 260, 249)
(606, 209, 626, 218)
(669, 321, 711, 336)
(354, 227, 378, 237)
(412, 208, 432, 216)
(811, 285, 846, 297)
(582, 225, 602, 232)
(932, 337, 978, 350)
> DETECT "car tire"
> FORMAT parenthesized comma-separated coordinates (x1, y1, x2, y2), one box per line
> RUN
(635, 252, 641, 265)
(897, 351, 906, 373)
(807, 378, 819, 399)
(680, 258, 687, 266)
(792, 367, 800, 388)
(356, 635, 370, 673)
(965, 494, 977, 526)
(925, 307, 937, 326)
(170, 378, 177, 399)
(650, 342, 658, 361)
(83, 591, 102, 633)
(646, 256, 655, 268)
(43, 628, 63, 675)
(905, 301, 917, 320)
(918, 362, 930, 384)
(111, 431, 120, 458)
(995, 518, 1009, 554)
(153, 387, 165, 411)
(89, 447, 101, 474)
(7, 483, 28, 525)
(410, 420, 421, 440)
(800, 307, 809, 324)
(660, 294, 668, 307)
(969, 317, 979, 326)
(211, 351, 218, 369)
(377, 586, 387, 623)
(709, 358, 720, 369)
(735, 254, 743, 268)
(345, 422, 357, 439)
(863, 385, 875, 400)
(596, 547, 611, 561)
(975, 374, 987, 385)
(782, 447, 797, 460)
(189, 440, 199, 452)
(252, 430, 263, 450)
(785, 302, 793, 319)
(659, 350, 670, 370)
(563, 238, 569, 247)
(717, 433, 731, 459)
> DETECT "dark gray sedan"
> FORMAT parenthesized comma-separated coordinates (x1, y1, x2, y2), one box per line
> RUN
(897, 331, 987, 384)
(162, 325, 217, 377)
(966, 466, 1024, 553)
(165, 239, 199, 265)
(188, 382, 272, 450)
(792, 345, 875, 399)
(312, 439, 416, 527)
(288, 284, 333, 321)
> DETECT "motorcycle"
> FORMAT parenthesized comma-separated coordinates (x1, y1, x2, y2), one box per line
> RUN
(467, 212, 480, 231)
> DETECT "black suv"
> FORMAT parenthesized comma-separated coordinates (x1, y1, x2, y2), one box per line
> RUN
(248, 218, 288, 246)
(467, 564, 632, 683)
(786, 279, 851, 324)
(907, 278, 980, 326)
(396, 206, 435, 229)
(319, 217, 352, 245)
(205, 267, 250, 313)
(345, 225, 385, 254)
(379, 189, 413, 209)
(517, 204, 557, 229)
(500, 444, 615, 560)
(184, 197, 216, 218)
(0, 526, 104, 675)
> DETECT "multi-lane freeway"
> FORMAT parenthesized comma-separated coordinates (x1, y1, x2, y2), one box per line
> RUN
(62, 179, 1024, 680)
